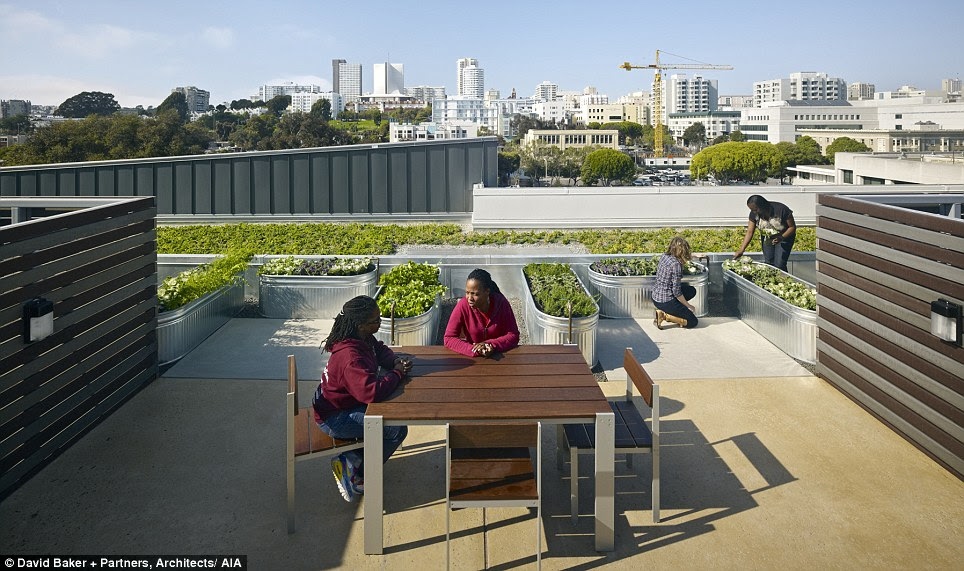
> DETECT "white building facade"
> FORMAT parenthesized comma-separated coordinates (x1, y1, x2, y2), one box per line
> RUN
(456, 58, 479, 96)
(288, 92, 344, 117)
(753, 72, 846, 107)
(460, 65, 485, 98)
(533, 81, 558, 102)
(373, 63, 404, 95)
(258, 83, 322, 101)
(848, 82, 876, 101)
(332, 60, 363, 103)
(404, 86, 446, 102)
(665, 74, 718, 115)
(667, 111, 741, 143)
(718, 95, 754, 110)
(389, 121, 480, 142)
(172, 86, 210, 113)
(522, 129, 619, 150)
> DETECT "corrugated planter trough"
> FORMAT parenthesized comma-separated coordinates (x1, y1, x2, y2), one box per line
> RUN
(588, 261, 709, 318)
(723, 267, 816, 364)
(258, 265, 378, 318)
(372, 286, 441, 347)
(158, 279, 245, 365)
(521, 268, 599, 367)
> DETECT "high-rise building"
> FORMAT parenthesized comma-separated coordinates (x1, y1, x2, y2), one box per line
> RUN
(373, 63, 404, 95)
(460, 65, 484, 99)
(288, 92, 344, 117)
(533, 81, 558, 102)
(0, 99, 31, 118)
(172, 86, 210, 113)
(456, 58, 479, 96)
(665, 74, 718, 115)
(258, 82, 321, 102)
(848, 82, 876, 101)
(333, 59, 362, 103)
(753, 72, 846, 107)
(404, 86, 446, 102)
(942, 78, 962, 95)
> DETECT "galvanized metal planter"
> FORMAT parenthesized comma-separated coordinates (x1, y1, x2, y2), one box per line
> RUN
(723, 268, 816, 364)
(259, 266, 378, 318)
(158, 279, 245, 365)
(521, 268, 600, 367)
(373, 287, 441, 346)
(588, 262, 708, 318)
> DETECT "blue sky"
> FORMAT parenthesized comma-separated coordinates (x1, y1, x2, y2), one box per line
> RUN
(2, 0, 962, 108)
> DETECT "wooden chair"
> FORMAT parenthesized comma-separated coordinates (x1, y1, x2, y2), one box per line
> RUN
(563, 347, 660, 523)
(286, 354, 364, 533)
(446, 423, 542, 570)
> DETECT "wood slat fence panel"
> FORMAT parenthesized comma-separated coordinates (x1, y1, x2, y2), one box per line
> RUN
(0, 197, 158, 499)
(816, 194, 964, 479)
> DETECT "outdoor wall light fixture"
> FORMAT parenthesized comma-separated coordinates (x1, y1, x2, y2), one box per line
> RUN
(930, 299, 962, 347)
(23, 297, 54, 343)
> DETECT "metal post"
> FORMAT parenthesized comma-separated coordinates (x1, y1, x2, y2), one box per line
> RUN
(390, 301, 396, 346)
(567, 300, 573, 344)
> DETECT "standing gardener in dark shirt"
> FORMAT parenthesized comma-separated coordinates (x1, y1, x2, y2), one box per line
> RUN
(734, 195, 797, 271)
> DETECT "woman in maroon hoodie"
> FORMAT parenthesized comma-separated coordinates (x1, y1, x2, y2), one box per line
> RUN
(313, 295, 411, 503)
(444, 268, 520, 357)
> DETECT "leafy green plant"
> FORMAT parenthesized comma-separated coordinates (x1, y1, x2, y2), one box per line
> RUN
(376, 262, 447, 318)
(523, 263, 598, 318)
(723, 258, 816, 310)
(258, 256, 374, 276)
(590, 256, 704, 276)
(158, 250, 252, 312)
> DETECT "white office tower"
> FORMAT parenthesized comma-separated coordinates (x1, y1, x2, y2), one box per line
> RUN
(848, 82, 876, 101)
(753, 72, 846, 107)
(258, 83, 322, 101)
(374, 63, 404, 95)
(533, 81, 558, 102)
(457, 58, 479, 96)
(172, 86, 210, 113)
(333, 60, 363, 103)
(665, 74, 718, 114)
(460, 65, 485, 99)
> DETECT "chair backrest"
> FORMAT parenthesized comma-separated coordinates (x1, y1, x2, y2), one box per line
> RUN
(288, 354, 300, 417)
(449, 423, 539, 449)
(624, 347, 655, 407)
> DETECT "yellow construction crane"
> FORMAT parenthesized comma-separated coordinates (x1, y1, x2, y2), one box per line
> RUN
(621, 50, 733, 157)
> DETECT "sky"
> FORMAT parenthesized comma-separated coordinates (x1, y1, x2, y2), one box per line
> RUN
(2, 0, 963, 108)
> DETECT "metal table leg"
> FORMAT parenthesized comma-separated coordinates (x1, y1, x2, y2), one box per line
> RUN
(594, 412, 615, 551)
(364, 414, 384, 554)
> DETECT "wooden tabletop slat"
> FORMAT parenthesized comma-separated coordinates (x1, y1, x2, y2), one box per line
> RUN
(412, 363, 592, 377)
(403, 375, 599, 389)
(396, 344, 581, 356)
(367, 400, 612, 421)
(396, 352, 589, 366)
(386, 386, 605, 403)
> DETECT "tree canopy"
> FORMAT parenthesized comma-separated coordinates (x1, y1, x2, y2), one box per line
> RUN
(682, 122, 707, 148)
(728, 130, 745, 142)
(580, 148, 635, 186)
(156, 92, 189, 123)
(265, 95, 292, 117)
(825, 136, 871, 162)
(690, 141, 785, 184)
(310, 98, 332, 122)
(599, 121, 645, 145)
(56, 91, 121, 118)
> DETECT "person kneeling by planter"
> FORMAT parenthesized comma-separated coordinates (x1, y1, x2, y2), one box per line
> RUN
(444, 268, 520, 357)
(312, 295, 412, 503)
(651, 237, 699, 329)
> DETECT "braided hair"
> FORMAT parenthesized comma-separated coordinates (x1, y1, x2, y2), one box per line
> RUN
(322, 295, 379, 352)
(466, 268, 500, 295)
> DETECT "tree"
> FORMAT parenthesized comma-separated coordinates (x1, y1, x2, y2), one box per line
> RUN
(498, 150, 521, 185)
(641, 124, 673, 153)
(580, 148, 635, 186)
(56, 91, 120, 118)
(729, 130, 745, 142)
(600, 121, 645, 145)
(682, 122, 707, 148)
(156, 91, 189, 123)
(310, 98, 332, 122)
(265, 95, 292, 117)
(0, 114, 31, 134)
(509, 114, 555, 142)
(825, 136, 871, 163)
(690, 141, 786, 185)
(229, 99, 256, 110)
(710, 134, 729, 145)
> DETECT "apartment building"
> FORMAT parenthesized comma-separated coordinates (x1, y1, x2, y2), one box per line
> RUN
(332, 59, 362, 103)
(288, 92, 344, 117)
(258, 82, 321, 102)
(460, 65, 485, 98)
(665, 74, 718, 114)
(753, 72, 846, 107)
(533, 81, 558, 102)
(456, 58, 479, 96)
(718, 95, 754, 110)
(171, 86, 210, 113)
(404, 86, 446, 102)
(848, 82, 876, 101)
(0, 99, 31, 118)
(667, 111, 741, 143)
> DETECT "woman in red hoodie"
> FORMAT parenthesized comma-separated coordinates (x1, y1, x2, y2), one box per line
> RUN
(444, 268, 520, 357)
(312, 295, 411, 503)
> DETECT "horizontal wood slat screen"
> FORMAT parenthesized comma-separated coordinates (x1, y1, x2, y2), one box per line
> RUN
(0, 197, 158, 499)
(816, 194, 964, 479)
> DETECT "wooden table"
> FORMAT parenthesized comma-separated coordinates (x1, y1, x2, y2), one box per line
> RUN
(363, 344, 616, 554)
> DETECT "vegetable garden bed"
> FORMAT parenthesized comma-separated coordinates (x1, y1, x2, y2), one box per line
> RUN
(722, 259, 816, 364)
(258, 257, 377, 318)
(373, 262, 446, 346)
(588, 257, 708, 318)
(522, 263, 599, 367)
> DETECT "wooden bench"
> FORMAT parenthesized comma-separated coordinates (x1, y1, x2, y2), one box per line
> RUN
(446, 423, 542, 570)
(562, 347, 660, 523)
(286, 355, 363, 533)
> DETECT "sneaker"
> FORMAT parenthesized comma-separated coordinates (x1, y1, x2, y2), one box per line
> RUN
(331, 455, 355, 503)
(350, 473, 364, 496)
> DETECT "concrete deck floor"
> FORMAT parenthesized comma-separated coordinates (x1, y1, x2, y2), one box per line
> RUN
(2, 318, 962, 570)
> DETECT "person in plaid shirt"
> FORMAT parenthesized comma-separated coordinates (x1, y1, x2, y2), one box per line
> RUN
(651, 236, 698, 329)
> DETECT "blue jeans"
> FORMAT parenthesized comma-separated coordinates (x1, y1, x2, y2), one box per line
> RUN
(653, 284, 698, 328)
(318, 404, 408, 478)
(761, 235, 794, 271)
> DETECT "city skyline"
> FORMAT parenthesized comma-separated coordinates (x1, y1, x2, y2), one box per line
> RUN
(1, 0, 962, 108)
